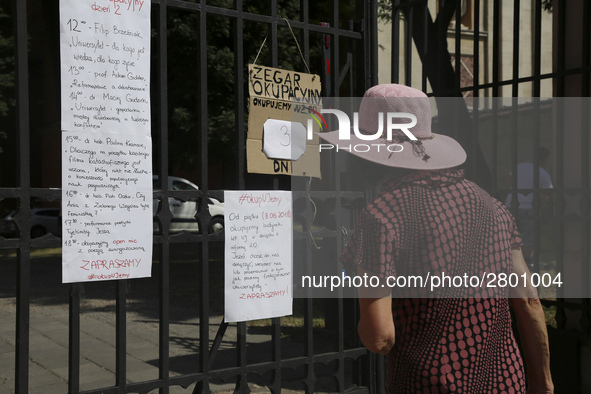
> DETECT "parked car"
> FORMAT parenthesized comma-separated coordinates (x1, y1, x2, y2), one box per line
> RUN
(153, 176, 224, 234)
(0, 208, 61, 238)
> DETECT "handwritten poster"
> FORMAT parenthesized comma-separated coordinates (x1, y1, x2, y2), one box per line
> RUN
(224, 191, 293, 322)
(60, 0, 152, 283)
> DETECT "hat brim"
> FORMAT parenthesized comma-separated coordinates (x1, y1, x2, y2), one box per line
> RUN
(316, 129, 467, 170)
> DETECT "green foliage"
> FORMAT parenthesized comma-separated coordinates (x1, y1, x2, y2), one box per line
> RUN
(164, 0, 329, 174)
(377, 0, 395, 23)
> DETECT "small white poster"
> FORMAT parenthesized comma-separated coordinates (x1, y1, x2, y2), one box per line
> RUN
(60, 0, 152, 283)
(224, 191, 293, 322)
(262, 119, 306, 161)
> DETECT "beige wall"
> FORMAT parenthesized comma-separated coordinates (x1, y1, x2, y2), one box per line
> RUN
(377, 0, 553, 98)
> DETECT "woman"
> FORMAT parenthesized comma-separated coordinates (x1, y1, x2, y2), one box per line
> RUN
(318, 84, 553, 393)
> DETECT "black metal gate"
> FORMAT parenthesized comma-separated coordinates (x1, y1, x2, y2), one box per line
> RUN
(4, 0, 590, 393)
(0, 0, 379, 393)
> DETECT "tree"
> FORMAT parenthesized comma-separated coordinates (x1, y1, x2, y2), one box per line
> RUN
(162, 0, 359, 187)
(377, 0, 492, 187)
(163, 1, 313, 184)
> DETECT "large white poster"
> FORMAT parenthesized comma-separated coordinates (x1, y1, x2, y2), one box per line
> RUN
(60, 0, 152, 283)
(224, 191, 293, 322)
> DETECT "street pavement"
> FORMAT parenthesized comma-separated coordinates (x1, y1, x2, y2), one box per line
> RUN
(0, 298, 320, 393)
(0, 248, 360, 393)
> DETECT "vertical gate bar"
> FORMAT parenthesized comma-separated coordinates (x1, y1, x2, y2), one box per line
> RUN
(270, 3, 280, 190)
(554, 104, 566, 328)
(369, 0, 378, 85)
(304, 297, 314, 393)
(198, 1, 211, 392)
(421, 3, 427, 92)
(531, 2, 542, 273)
(301, 0, 309, 70)
(473, 0, 479, 97)
(391, 1, 400, 83)
(531, 96, 541, 272)
(271, 1, 288, 375)
(234, 0, 245, 190)
(235, 4, 252, 393)
(453, 0, 461, 153)
(533, 0, 542, 97)
(580, 97, 590, 328)
(510, 3, 521, 221)
(332, 20, 345, 383)
(361, 0, 369, 90)
(332, 1, 340, 92)
(270, 0, 278, 68)
(366, 352, 376, 393)
(454, 0, 460, 96)
(298, 0, 312, 383)
(404, 5, 412, 86)
(490, 0, 499, 196)
(271, 317, 281, 393)
(375, 354, 385, 394)
(491, 97, 499, 193)
(580, 0, 591, 328)
(510, 92, 518, 260)
(348, 51, 354, 96)
(316, 1, 340, 392)
(511, 0, 520, 97)
(531, 0, 543, 272)
(116, 281, 127, 391)
(321, 21, 331, 97)
(236, 322, 249, 393)
(492, 0, 500, 97)
(470, 0, 480, 182)
(303, 162, 315, 393)
(555, 0, 565, 97)
(336, 294, 345, 392)
(352, 290, 364, 390)
(156, 2, 171, 393)
(554, 100, 566, 326)
(335, 10, 349, 379)
(437, 0, 445, 95)
(14, 0, 31, 392)
(553, 0, 567, 330)
(583, 0, 591, 98)
(68, 284, 81, 393)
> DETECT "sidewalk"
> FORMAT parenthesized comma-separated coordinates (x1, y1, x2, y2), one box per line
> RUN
(0, 249, 356, 393)
(0, 298, 315, 393)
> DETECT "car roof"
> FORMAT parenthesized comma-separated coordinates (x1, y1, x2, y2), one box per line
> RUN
(152, 175, 199, 190)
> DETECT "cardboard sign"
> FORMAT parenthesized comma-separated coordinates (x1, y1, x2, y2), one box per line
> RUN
(247, 64, 322, 177)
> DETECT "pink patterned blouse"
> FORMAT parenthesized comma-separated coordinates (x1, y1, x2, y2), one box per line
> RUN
(342, 169, 526, 393)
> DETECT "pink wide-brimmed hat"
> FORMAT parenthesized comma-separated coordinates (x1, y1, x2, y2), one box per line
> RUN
(316, 84, 467, 170)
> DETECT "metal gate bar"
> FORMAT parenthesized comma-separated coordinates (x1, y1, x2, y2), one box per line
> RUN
(155, 2, 172, 393)
(582, 0, 591, 333)
(14, 0, 31, 392)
